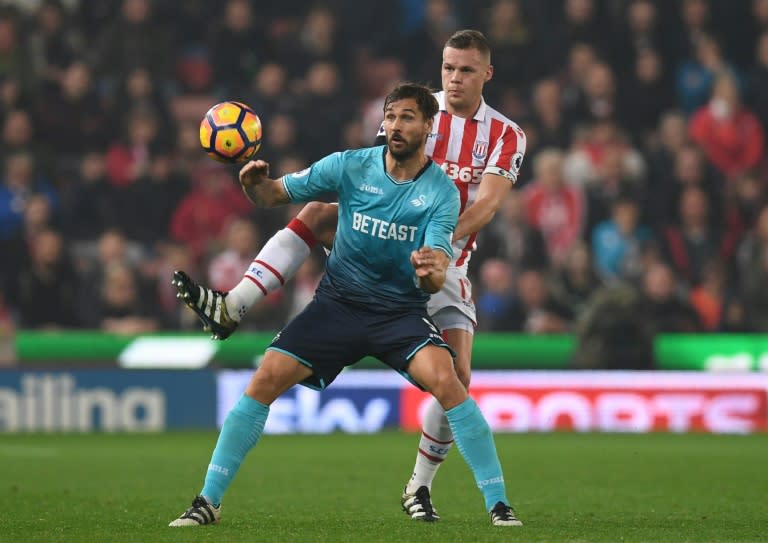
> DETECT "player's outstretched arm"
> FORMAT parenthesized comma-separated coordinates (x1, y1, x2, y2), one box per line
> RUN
(238, 159, 292, 207)
(411, 247, 450, 294)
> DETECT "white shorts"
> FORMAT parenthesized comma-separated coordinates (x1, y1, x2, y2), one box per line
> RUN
(427, 267, 476, 332)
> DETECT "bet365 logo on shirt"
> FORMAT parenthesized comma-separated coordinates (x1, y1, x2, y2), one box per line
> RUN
(440, 161, 483, 184)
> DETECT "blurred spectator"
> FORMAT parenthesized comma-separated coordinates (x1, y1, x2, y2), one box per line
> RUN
(746, 31, 768, 134)
(736, 204, 768, 331)
(340, 118, 367, 150)
(58, 151, 117, 242)
(0, 152, 58, 240)
(294, 5, 348, 76)
(26, 0, 83, 89)
(644, 110, 690, 205)
(0, 10, 36, 95)
(549, 240, 603, 315)
(105, 107, 162, 187)
(35, 61, 110, 165)
(523, 148, 585, 267)
(247, 62, 294, 125)
(582, 142, 647, 236)
(675, 0, 715, 64)
(295, 61, 349, 159)
(689, 72, 765, 179)
(1, 109, 39, 164)
(0, 74, 32, 116)
(93, 0, 174, 85)
(641, 259, 701, 332)
(121, 151, 190, 246)
(529, 78, 571, 152)
(572, 281, 654, 369)
(689, 258, 742, 331)
(729, 170, 767, 231)
(591, 192, 652, 283)
(662, 185, 737, 286)
(0, 194, 54, 301)
(676, 32, 740, 115)
(85, 261, 160, 334)
(207, 218, 261, 292)
(559, 42, 598, 118)
(481, 0, 537, 95)
(508, 268, 573, 333)
(745, 0, 768, 65)
(75, 228, 145, 290)
(563, 119, 646, 189)
(152, 239, 199, 330)
(474, 190, 549, 275)
(651, 143, 723, 232)
(208, 0, 265, 95)
(475, 258, 517, 331)
(568, 61, 619, 124)
(400, 0, 458, 82)
(13, 228, 79, 328)
(259, 113, 300, 164)
(110, 66, 173, 135)
(539, 0, 607, 70)
(620, 47, 675, 144)
(611, 0, 674, 79)
(169, 163, 253, 262)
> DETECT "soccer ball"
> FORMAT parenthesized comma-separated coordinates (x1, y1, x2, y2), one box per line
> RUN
(199, 101, 262, 163)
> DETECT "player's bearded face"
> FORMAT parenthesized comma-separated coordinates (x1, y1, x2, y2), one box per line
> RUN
(384, 99, 429, 160)
(441, 46, 492, 116)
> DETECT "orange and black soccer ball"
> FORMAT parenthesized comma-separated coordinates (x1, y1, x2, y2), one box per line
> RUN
(199, 101, 262, 163)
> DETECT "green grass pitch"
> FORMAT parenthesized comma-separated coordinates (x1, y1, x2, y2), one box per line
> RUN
(1, 431, 766, 542)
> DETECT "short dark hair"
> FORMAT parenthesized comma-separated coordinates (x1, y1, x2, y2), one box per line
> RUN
(383, 82, 439, 120)
(444, 29, 491, 60)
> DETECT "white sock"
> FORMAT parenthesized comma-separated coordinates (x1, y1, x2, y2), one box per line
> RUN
(405, 398, 454, 494)
(225, 219, 316, 320)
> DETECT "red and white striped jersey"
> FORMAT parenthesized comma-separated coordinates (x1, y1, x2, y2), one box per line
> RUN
(425, 91, 526, 271)
(376, 91, 526, 270)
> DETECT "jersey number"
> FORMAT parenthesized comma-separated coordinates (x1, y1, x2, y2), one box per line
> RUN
(441, 162, 483, 184)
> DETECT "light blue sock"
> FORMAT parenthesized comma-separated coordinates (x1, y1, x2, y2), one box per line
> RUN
(445, 397, 509, 511)
(200, 394, 269, 505)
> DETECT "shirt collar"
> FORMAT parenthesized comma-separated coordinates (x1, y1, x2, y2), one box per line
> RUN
(436, 91, 487, 121)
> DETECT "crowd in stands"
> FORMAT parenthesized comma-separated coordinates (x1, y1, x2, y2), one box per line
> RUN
(1, 0, 768, 346)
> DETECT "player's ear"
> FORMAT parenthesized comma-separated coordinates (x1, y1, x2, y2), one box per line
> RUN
(486, 64, 494, 83)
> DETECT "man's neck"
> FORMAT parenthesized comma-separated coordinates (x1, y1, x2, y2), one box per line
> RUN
(445, 97, 482, 119)
(385, 151, 429, 181)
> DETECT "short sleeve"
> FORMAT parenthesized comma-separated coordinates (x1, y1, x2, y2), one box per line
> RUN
(485, 123, 526, 184)
(281, 151, 344, 202)
(424, 188, 459, 258)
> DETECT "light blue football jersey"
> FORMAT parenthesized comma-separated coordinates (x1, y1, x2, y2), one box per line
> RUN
(282, 146, 459, 310)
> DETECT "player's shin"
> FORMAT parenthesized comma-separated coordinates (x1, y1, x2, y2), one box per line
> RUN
(406, 398, 454, 494)
(444, 397, 509, 511)
(227, 218, 316, 319)
(200, 394, 269, 505)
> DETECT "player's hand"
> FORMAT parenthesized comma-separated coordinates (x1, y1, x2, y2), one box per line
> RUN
(410, 247, 438, 277)
(239, 159, 270, 189)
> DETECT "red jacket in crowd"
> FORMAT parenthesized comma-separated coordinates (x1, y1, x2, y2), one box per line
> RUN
(689, 103, 765, 178)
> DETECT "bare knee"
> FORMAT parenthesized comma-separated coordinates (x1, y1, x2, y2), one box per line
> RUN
(244, 368, 283, 404)
(427, 370, 466, 410)
(244, 355, 311, 404)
